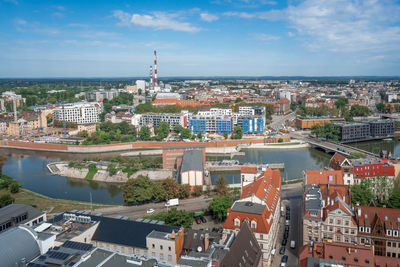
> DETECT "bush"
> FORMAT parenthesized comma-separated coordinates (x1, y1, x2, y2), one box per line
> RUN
(85, 164, 98, 181)
(0, 193, 14, 208)
(278, 138, 283, 143)
(9, 182, 20, 193)
(192, 186, 203, 197)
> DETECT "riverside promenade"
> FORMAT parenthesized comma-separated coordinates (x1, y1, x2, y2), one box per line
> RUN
(0, 138, 268, 154)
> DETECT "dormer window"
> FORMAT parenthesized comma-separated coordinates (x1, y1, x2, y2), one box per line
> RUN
(234, 218, 240, 227)
(359, 226, 364, 232)
(394, 230, 399, 237)
(251, 220, 257, 229)
(387, 230, 392, 236)
(365, 227, 371, 233)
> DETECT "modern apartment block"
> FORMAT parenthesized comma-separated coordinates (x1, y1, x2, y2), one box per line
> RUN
(198, 107, 232, 116)
(53, 102, 101, 124)
(237, 116, 264, 134)
(239, 106, 265, 117)
(336, 120, 395, 142)
(139, 112, 188, 130)
(85, 89, 120, 101)
(336, 122, 370, 142)
(189, 115, 233, 134)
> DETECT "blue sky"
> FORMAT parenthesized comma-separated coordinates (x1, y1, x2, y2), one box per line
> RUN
(1, 0, 400, 77)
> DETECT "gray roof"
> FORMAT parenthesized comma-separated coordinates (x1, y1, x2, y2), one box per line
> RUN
(179, 257, 211, 267)
(304, 185, 322, 211)
(0, 225, 40, 267)
(147, 230, 178, 241)
(306, 257, 342, 267)
(0, 204, 44, 225)
(181, 150, 204, 173)
(231, 201, 266, 215)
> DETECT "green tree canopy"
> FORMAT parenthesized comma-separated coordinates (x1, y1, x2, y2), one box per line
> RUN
(215, 175, 229, 195)
(146, 208, 193, 228)
(232, 126, 243, 139)
(209, 195, 232, 221)
(122, 175, 154, 203)
(139, 126, 151, 140)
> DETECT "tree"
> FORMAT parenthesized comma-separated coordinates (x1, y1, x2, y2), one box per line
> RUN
(173, 125, 184, 134)
(192, 186, 203, 197)
(209, 195, 232, 221)
(376, 103, 385, 113)
(265, 104, 275, 120)
(178, 184, 191, 199)
(311, 125, 323, 138)
(223, 132, 228, 139)
(108, 163, 118, 176)
(278, 138, 283, 143)
(9, 182, 20, 193)
(122, 175, 154, 203)
(139, 126, 151, 140)
(152, 182, 168, 201)
(235, 97, 242, 103)
(335, 97, 348, 109)
(350, 104, 370, 117)
(215, 175, 229, 195)
(77, 130, 88, 138)
(351, 179, 374, 206)
(0, 193, 14, 208)
(387, 190, 400, 209)
(197, 132, 203, 140)
(232, 126, 243, 139)
(162, 178, 180, 199)
(180, 128, 192, 139)
(157, 122, 170, 140)
(146, 208, 193, 228)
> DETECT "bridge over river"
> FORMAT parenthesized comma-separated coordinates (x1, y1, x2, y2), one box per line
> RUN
(289, 133, 380, 158)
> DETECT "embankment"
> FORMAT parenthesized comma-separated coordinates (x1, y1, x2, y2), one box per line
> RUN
(0, 137, 285, 154)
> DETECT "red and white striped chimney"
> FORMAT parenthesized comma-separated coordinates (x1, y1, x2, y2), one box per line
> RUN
(150, 65, 153, 87)
(154, 50, 158, 86)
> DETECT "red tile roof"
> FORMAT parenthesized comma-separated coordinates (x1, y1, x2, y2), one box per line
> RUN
(299, 241, 374, 267)
(277, 98, 289, 104)
(240, 167, 258, 174)
(305, 170, 344, 185)
(357, 206, 400, 238)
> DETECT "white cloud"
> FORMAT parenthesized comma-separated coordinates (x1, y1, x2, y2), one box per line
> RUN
(252, 33, 280, 41)
(113, 10, 201, 32)
(287, 32, 295, 37)
(200, 12, 218, 22)
(223, 9, 285, 20)
(286, 0, 400, 52)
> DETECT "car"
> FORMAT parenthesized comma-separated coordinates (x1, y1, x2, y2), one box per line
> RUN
(284, 231, 289, 239)
(279, 247, 285, 254)
(281, 255, 288, 266)
(281, 239, 287, 246)
(146, 208, 155, 214)
(286, 206, 290, 211)
(285, 220, 290, 226)
(290, 240, 296, 249)
(200, 216, 207, 223)
(195, 218, 202, 224)
(285, 225, 289, 231)
(286, 215, 290, 220)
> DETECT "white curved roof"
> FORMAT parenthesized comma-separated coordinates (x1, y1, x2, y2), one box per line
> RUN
(0, 226, 40, 267)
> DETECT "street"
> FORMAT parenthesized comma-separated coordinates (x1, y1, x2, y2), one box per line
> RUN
(93, 196, 212, 219)
(270, 112, 296, 130)
(271, 182, 303, 267)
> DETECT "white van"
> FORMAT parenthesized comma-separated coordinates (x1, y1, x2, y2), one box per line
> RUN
(290, 240, 296, 249)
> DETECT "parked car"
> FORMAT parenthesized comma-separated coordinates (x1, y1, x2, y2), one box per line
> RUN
(285, 225, 289, 231)
(286, 206, 290, 211)
(195, 218, 202, 224)
(279, 247, 285, 254)
(290, 240, 296, 249)
(285, 220, 290, 226)
(282, 239, 287, 246)
(286, 214, 290, 220)
(146, 208, 155, 214)
(284, 230, 289, 239)
(200, 216, 207, 223)
(281, 255, 288, 267)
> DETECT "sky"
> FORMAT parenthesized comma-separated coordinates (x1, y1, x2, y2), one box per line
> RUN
(0, 0, 400, 78)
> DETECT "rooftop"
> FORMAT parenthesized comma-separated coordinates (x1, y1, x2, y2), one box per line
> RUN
(231, 201, 266, 215)
(0, 203, 44, 226)
(181, 150, 204, 173)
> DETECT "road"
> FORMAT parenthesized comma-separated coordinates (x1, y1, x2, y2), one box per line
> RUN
(270, 112, 296, 130)
(93, 196, 212, 219)
(271, 183, 303, 267)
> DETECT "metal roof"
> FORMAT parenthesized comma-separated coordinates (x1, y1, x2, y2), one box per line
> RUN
(0, 226, 40, 267)
(0, 204, 44, 225)
(231, 201, 266, 215)
(180, 150, 204, 173)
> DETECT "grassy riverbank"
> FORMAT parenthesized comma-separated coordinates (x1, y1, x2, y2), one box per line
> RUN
(1, 188, 113, 214)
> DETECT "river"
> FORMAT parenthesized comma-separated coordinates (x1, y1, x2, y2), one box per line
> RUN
(4, 141, 393, 205)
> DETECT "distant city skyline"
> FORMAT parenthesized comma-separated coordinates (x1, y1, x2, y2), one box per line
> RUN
(1, 0, 400, 78)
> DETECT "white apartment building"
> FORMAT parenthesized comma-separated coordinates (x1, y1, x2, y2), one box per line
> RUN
(136, 80, 146, 91)
(54, 102, 101, 124)
(139, 112, 188, 130)
(197, 108, 232, 117)
(238, 106, 265, 117)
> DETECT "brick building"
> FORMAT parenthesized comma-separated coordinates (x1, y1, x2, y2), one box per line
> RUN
(162, 145, 206, 170)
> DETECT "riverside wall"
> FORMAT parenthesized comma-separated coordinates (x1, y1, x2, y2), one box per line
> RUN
(0, 138, 273, 154)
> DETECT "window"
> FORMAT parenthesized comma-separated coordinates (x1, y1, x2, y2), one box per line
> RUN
(329, 219, 333, 224)
(387, 230, 392, 236)
(152, 244, 155, 249)
(160, 245, 163, 250)
(388, 242, 392, 247)
(345, 220, 349, 226)
(168, 255, 172, 261)
(234, 218, 240, 227)
(160, 253, 164, 260)
(359, 226, 364, 232)
(336, 236, 341, 241)
(168, 246, 171, 251)
(251, 220, 257, 229)
(337, 219, 341, 225)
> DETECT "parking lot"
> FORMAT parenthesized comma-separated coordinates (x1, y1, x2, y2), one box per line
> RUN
(191, 215, 223, 231)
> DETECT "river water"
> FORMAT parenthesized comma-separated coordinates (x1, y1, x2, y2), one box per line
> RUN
(3, 141, 397, 205)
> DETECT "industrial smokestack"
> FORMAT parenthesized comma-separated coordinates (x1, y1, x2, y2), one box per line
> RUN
(154, 50, 158, 86)
(150, 65, 153, 87)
